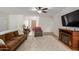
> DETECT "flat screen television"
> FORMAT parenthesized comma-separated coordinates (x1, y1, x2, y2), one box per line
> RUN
(61, 10, 79, 27)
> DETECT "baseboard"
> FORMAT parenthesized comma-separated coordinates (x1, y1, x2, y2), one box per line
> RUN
(51, 33, 58, 39)
(43, 32, 53, 35)
(43, 32, 58, 38)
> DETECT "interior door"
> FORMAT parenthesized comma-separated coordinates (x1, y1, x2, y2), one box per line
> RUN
(31, 20, 36, 29)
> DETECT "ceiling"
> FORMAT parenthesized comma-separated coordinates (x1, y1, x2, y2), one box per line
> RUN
(0, 7, 66, 16)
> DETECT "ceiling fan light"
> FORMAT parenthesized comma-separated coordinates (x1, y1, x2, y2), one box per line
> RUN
(37, 10, 42, 13)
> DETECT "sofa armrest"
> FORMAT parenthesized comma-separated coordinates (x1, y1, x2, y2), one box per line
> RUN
(0, 45, 9, 51)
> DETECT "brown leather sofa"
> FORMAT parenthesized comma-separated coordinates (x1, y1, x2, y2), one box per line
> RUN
(0, 30, 28, 51)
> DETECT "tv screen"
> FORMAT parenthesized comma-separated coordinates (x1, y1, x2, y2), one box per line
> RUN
(61, 10, 79, 27)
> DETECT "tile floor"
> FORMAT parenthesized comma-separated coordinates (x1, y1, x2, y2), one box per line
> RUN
(17, 35, 71, 51)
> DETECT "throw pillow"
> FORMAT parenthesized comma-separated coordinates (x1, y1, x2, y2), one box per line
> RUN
(0, 39, 5, 45)
(18, 28, 24, 35)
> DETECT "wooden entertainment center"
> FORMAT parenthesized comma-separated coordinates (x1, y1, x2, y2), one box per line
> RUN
(59, 29, 79, 50)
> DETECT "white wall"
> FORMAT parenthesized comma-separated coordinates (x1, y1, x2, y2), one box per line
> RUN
(22, 15, 54, 33)
(0, 13, 8, 32)
(52, 7, 79, 37)
(8, 14, 54, 33)
(9, 15, 24, 30)
(39, 15, 53, 32)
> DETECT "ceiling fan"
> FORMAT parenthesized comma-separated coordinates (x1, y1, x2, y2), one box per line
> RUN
(35, 7, 48, 13)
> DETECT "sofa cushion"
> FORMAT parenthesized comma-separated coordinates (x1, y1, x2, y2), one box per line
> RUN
(5, 33, 13, 42)
(7, 39, 19, 48)
(0, 35, 6, 42)
(13, 31, 18, 37)
(6, 35, 25, 48)
(12, 35, 24, 40)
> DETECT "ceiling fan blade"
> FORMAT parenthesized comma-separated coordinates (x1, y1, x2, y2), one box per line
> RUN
(42, 8, 48, 10)
(42, 11, 47, 13)
(35, 7, 37, 9)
